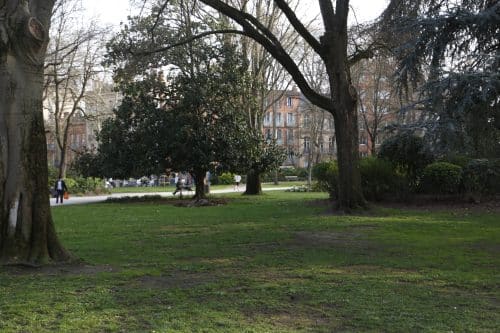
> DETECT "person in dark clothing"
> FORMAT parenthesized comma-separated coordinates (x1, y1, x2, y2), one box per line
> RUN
(54, 177, 68, 204)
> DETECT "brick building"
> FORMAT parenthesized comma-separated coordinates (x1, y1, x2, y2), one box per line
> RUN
(44, 82, 121, 171)
(263, 86, 398, 168)
(262, 88, 336, 168)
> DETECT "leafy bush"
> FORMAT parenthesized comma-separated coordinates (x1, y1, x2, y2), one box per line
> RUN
(421, 162, 462, 195)
(359, 157, 399, 201)
(65, 176, 107, 195)
(462, 159, 500, 200)
(279, 167, 308, 181)
(379, 132, 434, 188)
(439, 154, 472, 168)
(218, 172, 235, 185)
(47, 166, 59, 193)
(312, 161, 338, 199)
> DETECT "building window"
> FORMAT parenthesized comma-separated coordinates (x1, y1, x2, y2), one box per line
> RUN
(287, 112, 294, 126)
(264, 112, 271, 125)
(287, 129, 294, 142)
(360, 135, 367, 145)
(304, 114, 310, 127)
(287, 97, 293, 107)
(276, 113, 282, 125)
(303, 137, 311, 152)
(277, 129, 283, 145)
(319, 141, 325, 153)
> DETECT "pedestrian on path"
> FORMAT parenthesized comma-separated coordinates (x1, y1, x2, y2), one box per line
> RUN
(54, 177, 68, 204)
(234, 174, 242, 191)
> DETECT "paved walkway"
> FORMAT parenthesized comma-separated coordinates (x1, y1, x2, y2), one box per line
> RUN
(50, 186, 289, 206)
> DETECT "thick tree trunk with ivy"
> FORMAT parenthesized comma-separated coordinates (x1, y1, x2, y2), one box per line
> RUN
(0, 0, 71, 265)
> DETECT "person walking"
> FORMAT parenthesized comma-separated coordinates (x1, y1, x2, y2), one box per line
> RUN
(54, 177, 68, 204)
(234, 174, 242, 191)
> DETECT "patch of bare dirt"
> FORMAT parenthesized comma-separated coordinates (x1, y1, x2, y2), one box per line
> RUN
(307, 197, 500, 214)
(173, 198, 229, 207)
(2, 263, 118, 276)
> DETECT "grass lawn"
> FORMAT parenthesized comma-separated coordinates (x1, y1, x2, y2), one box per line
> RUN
(1, 192, 499, 332)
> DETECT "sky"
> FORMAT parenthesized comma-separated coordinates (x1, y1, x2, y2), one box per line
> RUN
(82, 0, 389, 27)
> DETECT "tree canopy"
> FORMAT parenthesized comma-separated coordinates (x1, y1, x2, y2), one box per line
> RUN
(382, 0, 500, 157)
(100, 3, 284, 199)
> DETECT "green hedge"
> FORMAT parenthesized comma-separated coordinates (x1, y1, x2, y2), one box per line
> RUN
(65, 176, 107, 195)
(379, 132, 434, 188)
(360, 157, 401, 201)
(312, 161, 338, 199)
(462, 159, 500, 200)
(421, 162, 463, 195)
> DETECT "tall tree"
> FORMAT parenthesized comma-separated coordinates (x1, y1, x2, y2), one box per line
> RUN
(382, 0, 500, 157)
(0, 0, 71, 264)
(191, 0, 376, 210)
(44, 0, 107, 178)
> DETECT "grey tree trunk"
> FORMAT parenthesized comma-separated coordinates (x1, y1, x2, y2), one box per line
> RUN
(0, 0, 71, 265)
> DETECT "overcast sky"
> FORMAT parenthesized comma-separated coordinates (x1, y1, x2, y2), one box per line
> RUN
(83, 0, 389, 27)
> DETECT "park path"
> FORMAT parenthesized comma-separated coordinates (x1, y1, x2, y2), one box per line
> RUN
(50, 186, 290, 206)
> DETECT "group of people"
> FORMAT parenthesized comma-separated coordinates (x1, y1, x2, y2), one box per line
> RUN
(53, 172, 244, 203)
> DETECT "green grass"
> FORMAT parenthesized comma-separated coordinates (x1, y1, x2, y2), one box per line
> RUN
(1, 192, 499, 332)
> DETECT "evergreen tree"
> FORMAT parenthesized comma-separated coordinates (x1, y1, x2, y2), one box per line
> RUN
(382, 0, 500, 157)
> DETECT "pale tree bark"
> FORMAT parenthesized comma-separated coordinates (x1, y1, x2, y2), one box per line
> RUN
(199, 0, 368, 210)
(0, 0, 71, 265)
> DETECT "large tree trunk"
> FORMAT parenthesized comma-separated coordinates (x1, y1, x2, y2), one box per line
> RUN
(326, 13, 367, 211)
(0, 0, 71, 265)
(334, 107, 365, 210)
(244, 168, 262, 195)
(192, 170, 206, 201)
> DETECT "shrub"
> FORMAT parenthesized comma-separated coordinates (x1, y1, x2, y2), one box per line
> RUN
(47, 167, 59, 193)
(65, 176, 107, 195)
(379, 132, 434, 188)
(462, 159, 500, 200)
(439, 154, 472, 168)
(276, 167, 307, 181)
(359, 157, 399, 201)
(312, 161, 338, 199)
(421, 162, 462, 195)
(218, 172, 234, 185)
